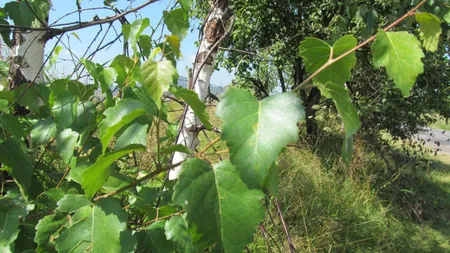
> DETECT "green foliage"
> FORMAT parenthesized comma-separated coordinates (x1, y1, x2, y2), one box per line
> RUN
(371, 30, 425, 97)
(0, 139, 33, 194)
(173, 88, 212, 129)
(141, 60, 176, 109)
(217, 88, 305, 189)
(0, 199, 27, 252)
(173, 159, 265, 252)
(416, 13, 442, 52)
(163, 8, 189, 39)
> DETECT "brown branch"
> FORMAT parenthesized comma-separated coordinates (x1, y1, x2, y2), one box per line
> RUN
(94, 161, 183, 201)
(196, 137, 221, 157)
(293, 0, 428, 92)
(0, 0, 159, 39)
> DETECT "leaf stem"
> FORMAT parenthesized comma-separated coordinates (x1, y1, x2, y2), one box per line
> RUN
(293, 0, 428, 92)
(196, 137, 221, 157)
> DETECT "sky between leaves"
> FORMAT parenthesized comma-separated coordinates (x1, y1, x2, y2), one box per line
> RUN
(41, 0, 234, 86)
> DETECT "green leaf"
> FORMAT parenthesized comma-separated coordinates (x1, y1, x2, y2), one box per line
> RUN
(56, 194, 92, 213)
(178, 0, 192, 12)
(141, 60, 176, 109)
(37, 188, 65, 209)
(56, 129, 79, 165)
(82, 144, 145, 198)
(165, 215, 200, 253)
(139, 35, 152, 58)
(342, 135, 354, 166)
(166, 35, 182, 58)
(415, 12, 442, 52)
(31, 117, 56, 146)
(299, 35, 357, 86)
(319, 83, 360, 138)
(4, 1, 34, 26)
(0, 199, 27, 252)
(136, 220, 174, 253)
(0, 114, 24, 138)
(0, 138, 33, 193)
(115, 123, 149, 150)
(52, 92, 78, 131)
(173, 159, 265, 252)
(174, 88, 212, 129)
(0, 20, 12, 48)
(163, 9, 189, 39)
(160, 144, 192, 154)
(34, 214, 67, 252)
(99, 99, 150, 153)
(126, 18, 150, 53)
(0, 61, 8, 77)
(371, 30, 425, 97)
(81, 59, 116, 108)
(48, 45, 63, 69)
(264, 163, 279, 197)
(55, 198, 137, 253)
(110, 55, 135, 87)
(216, 88, 305, 189)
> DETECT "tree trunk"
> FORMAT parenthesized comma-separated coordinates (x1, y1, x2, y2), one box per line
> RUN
(169, 0, 230, 179)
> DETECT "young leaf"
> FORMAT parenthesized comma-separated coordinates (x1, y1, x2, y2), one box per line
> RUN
(299, 35, 357, 86)
(0, 139, 33, 193)
(174, 88, 212, 129)
(0, 199, 27, 252)
(55, 198, 137, 253)
(136, 220, 174, 253)
(126, 18, 150, 53)
(56, 129, 79, 165)
(415, 12, 442, 52)
(319, 83, 360, 138)
(216, 88, 305, 189)
(163, 8, 189, 39)
(82, 144, 145, 198)
(371, 30, 425, 97)
(99, 99, 150, 153)
(165, 215, 200, 253)
(141, 60, 176, 109)
(173, 159, 265, 252)
(165, 35, 182, 58)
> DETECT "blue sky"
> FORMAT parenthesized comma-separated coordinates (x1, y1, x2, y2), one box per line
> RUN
(43, 0, 234, 86)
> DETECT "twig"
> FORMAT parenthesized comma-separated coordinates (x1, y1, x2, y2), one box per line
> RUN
(196, 137, 221, 157)
(142, 210, 185, 226)
(55, 167, 71, 189)
(274, 198, 296, 253)
(293, 0, 428, 92)
(94, 161, 183, 201)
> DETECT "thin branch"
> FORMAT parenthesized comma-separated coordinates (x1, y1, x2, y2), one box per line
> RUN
(293, 0, 428, 92)
(274, 198, 296, 253)
(196, 137, 221, 157)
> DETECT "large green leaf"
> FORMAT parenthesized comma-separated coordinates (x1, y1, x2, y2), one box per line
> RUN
(4, 1, 34, 26)
(111, 55, 135, 87)
(0, 199, 27, 253)
(173, 159, 265, 252)
(31, 117, 56, 146)
(0, 138, 33, 193)
(0, 114, 24, 138)
(178, 0, 192, 12)
(319, 83, 360, 138)
(141, 60, 176, 109)
(115, 123, 149, 150)
(163, 8, 189, 39)
(34, 214, 67, 252)
(55, 198, 137, 253)
(174, 88, 212, 129)
(99, 99, 150, 153)
(216, 88, 305, 189)
(415, 12, 442, 52)
(136, 220, 174, 253)
(165, 215, 200, 253)
(82, 144, 145, 198)
(56, 194, 92, 213)
(52, 92, 78, 131)
(299, 35, 357, 86)
(56, 129, 79, 165)
(123, 18, 150, 53)
(371, 30, 425, 97)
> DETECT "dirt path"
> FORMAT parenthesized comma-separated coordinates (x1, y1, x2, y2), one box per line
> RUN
(416, 128, 450, 155)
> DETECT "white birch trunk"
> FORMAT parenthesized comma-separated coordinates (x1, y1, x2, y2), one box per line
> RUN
(169, 0, 229, 179)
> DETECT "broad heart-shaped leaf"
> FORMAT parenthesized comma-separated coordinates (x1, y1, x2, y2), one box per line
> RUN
(415, 12, 442, 52)
(371, 30, 425, 97)
(123, 18, 150, 53)
(56, 129, 80, 165)
(165, 215, 201, 253)
(31, 117, 56, 146)
(55, 198, 137, 253)
(163, 8, 189, 39)
(34, 214, 67, 252)
(174, 88, 212, 129)
(299, 35, 357, 86)
(0, 114, 24, 138)
(0, 199, 27, 252)
(99, 99, 151, 153)
(319, 83, 360, 138)
(136, 220, 174, 253)
(82, 144, 145, 198)
(141, 60, 176, 109)
(173, 159, 265, 252)
(0, 138, 33, 194)
(216, 88, 305, 189)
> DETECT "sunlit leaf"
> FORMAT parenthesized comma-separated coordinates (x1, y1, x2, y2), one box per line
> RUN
(163, 8, 189, 39)
(141, 60, 176, 109)
(174, 88, 212, 129)
(415, 12, 442, 52)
